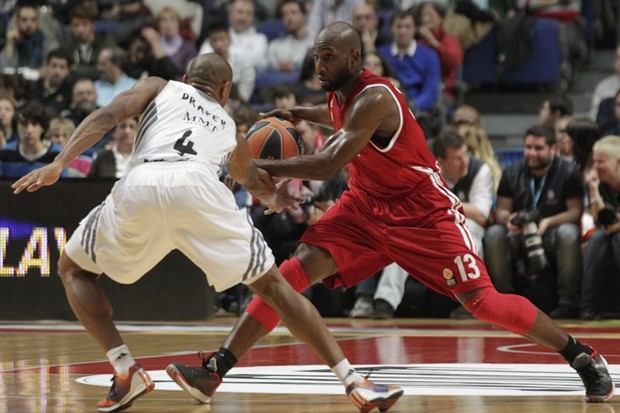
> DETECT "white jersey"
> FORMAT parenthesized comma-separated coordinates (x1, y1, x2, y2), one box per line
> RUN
(129, 80, 236, 178)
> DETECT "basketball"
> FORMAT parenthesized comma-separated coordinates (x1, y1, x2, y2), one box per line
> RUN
(246, 116, 304, 160)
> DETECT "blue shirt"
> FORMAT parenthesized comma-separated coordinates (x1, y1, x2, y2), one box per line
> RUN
(0, 141, 68, 178)
(95, 74, 137, 107)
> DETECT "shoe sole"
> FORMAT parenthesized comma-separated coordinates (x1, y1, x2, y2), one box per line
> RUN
(586, 381, 615, 403)
(97, 369, 154, 412)
(350, 388, 404, 413)
(166, 364, 211, 404)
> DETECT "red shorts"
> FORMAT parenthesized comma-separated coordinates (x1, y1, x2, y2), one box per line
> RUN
(301, 174, 493, 299)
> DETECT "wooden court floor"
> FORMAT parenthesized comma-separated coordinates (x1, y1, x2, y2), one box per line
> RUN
(0, 318, 619, 413)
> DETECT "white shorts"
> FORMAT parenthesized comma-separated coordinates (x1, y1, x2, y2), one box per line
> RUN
(65, 162, 275, 292)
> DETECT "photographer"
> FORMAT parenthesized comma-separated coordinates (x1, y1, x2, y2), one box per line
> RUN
(580, 135, 620, 320)
(485, 123, 585, 318)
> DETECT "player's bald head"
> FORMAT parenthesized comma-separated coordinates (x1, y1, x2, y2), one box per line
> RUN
(315, 21, 361, 57)
(187, 53, 233, 85)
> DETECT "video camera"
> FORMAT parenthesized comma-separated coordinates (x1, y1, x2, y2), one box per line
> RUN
(598, 206, 619, 228)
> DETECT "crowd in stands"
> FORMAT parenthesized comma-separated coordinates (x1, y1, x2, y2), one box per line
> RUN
(0, 0, 619, 320)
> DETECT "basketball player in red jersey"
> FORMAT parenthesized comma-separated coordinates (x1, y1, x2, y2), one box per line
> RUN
(168, 22, 614, 407)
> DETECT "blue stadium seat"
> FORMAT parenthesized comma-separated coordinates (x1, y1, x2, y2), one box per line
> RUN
(94, 20, 121, 33)
(250, 70, 300, 104)
(257, 19, 285, 42)
(495, 147, 524, 168)
(462, 17, 561, 86)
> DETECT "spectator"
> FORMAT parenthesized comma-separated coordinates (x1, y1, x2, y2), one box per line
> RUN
(0, 74, 25, 107)
(267, 0, 313, 73)
(0, 97, 17, 145)
(450, 103, 481, 128)
(155, 6, 197, 74)
(539, 94, 573, 125)
(564, 118, 601, 174)
(125, 28, 183, 80)
(555, 115, 573, 161)
(46, 117, 94, 177)
(378, 9, 442, 138)
(61, 78, 99, 126)
(272, 84, 298, 110)
(363, 50, 401, 90)
(205, 22, 255, 104)
(307, 0, 364, 38)
(62, 4, 117, 80)
(597, 88, 620, 136)
(94, 47, 137, 107)
(0, 102, 66, 178)
(198, 0, 269, 71)
(581, 135, 620, 320)
(295, 50, 326, 105)
(98, 0, 152, 45)
(414, 2, 463, 104)
(590, 45, 620, 120)
(484, 123, 585, 318)
(455, 123, 502, 192)
(29, 48, 74, 116)
(352, 2, 389, 54)
(88, 116, 138, 178)
(0, 3, 59, 74)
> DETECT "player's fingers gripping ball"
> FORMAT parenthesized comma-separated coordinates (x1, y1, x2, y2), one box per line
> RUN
(246, 116, 304, 160)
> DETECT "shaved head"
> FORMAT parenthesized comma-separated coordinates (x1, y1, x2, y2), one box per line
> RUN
(187, 53, 233, 86)
(315, 21, 362, 57)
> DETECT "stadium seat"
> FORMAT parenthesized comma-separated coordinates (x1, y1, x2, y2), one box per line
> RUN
(257, 19, 285, 42)
(495, 147, 524, 168)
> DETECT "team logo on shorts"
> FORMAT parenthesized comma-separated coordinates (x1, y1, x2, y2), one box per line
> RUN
(442, 268, 456, 286)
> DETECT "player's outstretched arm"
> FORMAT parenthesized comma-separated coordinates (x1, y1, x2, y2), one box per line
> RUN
(12, 77, 167, 194)
(262, 104, 331, 127)
(227, 132, 301, 212)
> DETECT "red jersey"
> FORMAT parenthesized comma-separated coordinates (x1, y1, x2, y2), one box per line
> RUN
(326, 69, 439, 198)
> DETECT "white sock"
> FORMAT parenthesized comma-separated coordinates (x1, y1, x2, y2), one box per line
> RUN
(332, 359, 364, 386)
(106, 344, 135, 376)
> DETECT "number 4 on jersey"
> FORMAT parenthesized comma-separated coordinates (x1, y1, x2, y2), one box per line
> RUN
(174, 130, 197, 156)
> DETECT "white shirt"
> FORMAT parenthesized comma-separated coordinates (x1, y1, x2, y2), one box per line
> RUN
(198, 27, 269, 71)
(590, 74, 620, 119)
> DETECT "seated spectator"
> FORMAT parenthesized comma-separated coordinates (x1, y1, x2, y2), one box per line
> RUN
(0, 102, 67, 178)
(539, 94, 574, 125)
(581, 135, 620, 320)
(455, 123, 502, 192)
(198, 0, 269, 71)
(590, 45, 620, 120)
(88, 116, 138, 178)
(62, 4, 117, 80)
(363, 51, 401, 90)
(29, 48, 74, 116)
(94, 47, 137, 107)
(155, 6, 197, 74)
(205, 22, 255, 104)
(98, 0, 152, 45)
(555, 115, 573, 161)
(0, 74, 25, 108)
(0, 3, 59, 74)
(450, 103, 481, 128)
(126, 28, 183, 80)
(484, 123, 585, 318)
(267, 0, 313, 73)
(46, 117, 94, 177)
(0, 97, 17, 145)
(295, 51, 326, 105)
(564, 118, 601, 174)
(61, 78, 99, 126)
(352, 1, 389, 54)
(414, 2, 463, 104)
(597, 89, 620, 136)
(378, 9, 442, 138)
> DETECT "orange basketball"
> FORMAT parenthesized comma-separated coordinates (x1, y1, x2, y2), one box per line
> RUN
(246, 116, 304, 160)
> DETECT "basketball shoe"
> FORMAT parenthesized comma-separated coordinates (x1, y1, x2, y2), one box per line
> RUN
(96, 364, 154, 412)
(166, 352, 221, 404)
(346, 377, 404, 413)
(572, 349, 615, 402)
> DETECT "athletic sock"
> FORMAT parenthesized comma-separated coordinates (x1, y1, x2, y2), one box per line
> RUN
(209, 347, 238, 377)
(106, 344, 135, 376)
(559, 335, 593, 366)
(332, 359, 364, 387)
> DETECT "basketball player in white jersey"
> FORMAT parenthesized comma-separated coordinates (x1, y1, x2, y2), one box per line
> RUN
(12, 53, 403, 413)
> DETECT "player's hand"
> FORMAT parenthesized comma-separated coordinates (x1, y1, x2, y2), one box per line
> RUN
(12, 161, 64, 194)
(264, 179, 303, 215)
(260, 109, 294, 123)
